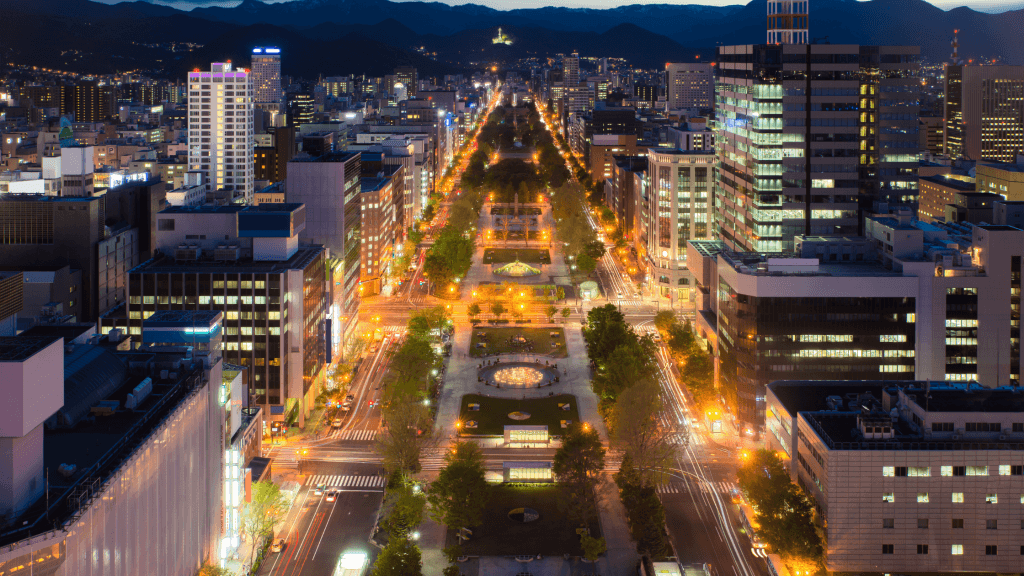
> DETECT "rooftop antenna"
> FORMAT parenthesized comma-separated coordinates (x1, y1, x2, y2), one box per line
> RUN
(951, 29, 960, 64)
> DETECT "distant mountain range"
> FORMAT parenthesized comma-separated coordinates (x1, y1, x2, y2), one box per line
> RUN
(2, 0, 1024, 79)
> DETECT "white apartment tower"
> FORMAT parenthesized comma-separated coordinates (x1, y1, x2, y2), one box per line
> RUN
(767, 0, 809, 44)
(188, 62, 254, 203)
(251, 47, 282, 114)
(665, 63, 714, 110)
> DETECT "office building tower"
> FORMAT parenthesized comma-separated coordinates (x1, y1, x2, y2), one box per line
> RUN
(253, 126, 295, 183)
(563, 52, 580, 88)
(251, 47, 283, 115)
(393, 66, 418, 97)
(287, 92, 314, 127)
(0, 180, 163, 321)
(640, 149, 715, 302)
(689, 216, 1024, 431)
(944, 64, 1024, 163)
(715, 44, 921, 253)
(287, 152, 362, 357)
(766, 0, 808, 44)
(359, 173, 398, 294)
(120, 203, 326, 423)
(919, 115, 944, 155)
(766, 380, 1024, 574)
(665, 63, 714, 110)
(187, 62, 255, 203)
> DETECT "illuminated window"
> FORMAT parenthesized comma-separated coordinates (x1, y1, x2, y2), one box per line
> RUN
(952, 492, 964, 503)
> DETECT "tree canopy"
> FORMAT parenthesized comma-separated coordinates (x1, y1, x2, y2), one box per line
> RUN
(427, 441, 490, 542)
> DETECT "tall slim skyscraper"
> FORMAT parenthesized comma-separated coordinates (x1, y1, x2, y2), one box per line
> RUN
(665, 63, 713, 110)
(715, 44, 920, 252)
(766, 0, 808, 44)
(563, 52, 580, 88)
(188, 62, 254, 203)
(251, 47, 282, 115)
(944, 64, 1024, 162)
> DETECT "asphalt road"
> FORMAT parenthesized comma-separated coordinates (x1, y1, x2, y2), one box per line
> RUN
(260, 461, 384, 576)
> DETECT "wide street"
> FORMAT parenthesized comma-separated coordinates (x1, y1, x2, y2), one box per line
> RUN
(263, 90, 766, 576)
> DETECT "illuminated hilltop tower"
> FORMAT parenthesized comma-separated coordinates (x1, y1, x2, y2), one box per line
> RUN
(767, 0, 808, 44)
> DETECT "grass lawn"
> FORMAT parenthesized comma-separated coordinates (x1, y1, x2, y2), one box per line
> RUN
(459, 393, 579, 436)
(451, 484, 601, 556)
(469, 326, 567, 357)
(483, 247, 550, 264)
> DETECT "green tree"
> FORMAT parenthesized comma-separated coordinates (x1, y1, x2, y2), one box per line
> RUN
(582, 304, 634, 365)
(545, 304, 558, 323)
(613, 378, 676, 486)
(555, 286, 566, 301)
(369, 536, 423, 576)
(379, 478, 427, 538)
(682, 347, 716, 411)
(575, 253, 597, 277)
(738, 450, 824, 562)
(668, 320, 696, 357)
(591, 337, 658, 401)
(467, 302, 481, 322)
(561, 307, 572, 322)
(427, 441, 490, 543)
(653, 310, 677, 334)
(580, 533, 607, 562)
(384, 337, 437, 398)
(553, 422, 606, 525)
(615, 456, 672, 558)
(240, 480, 287, 562)
(376, 396, 439, 476)
(490, 301, 506, 321)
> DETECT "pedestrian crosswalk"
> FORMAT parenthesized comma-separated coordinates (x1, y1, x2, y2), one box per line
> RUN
(324, 428, 379, 441)
(656, 483, 682, 494)
(304, 474, 386, 489)
(654, 481, 738, 496)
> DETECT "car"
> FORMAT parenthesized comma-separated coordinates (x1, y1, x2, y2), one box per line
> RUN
(325, 490, 338, 502)
(271, 538, 285, 553)
(332, 418, 343, 428)
(313, 484, 325, 496)
(346, 394, 355, 402)
(652, 333, 662, 343)
(341, 403, 351, 412)
(616, 291, 623, 299)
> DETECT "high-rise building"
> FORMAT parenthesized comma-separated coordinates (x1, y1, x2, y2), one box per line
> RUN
(919, 115, 944, 155)
(286, 92, 314, 128)
(665, 63, 714, 110)
(766, 0, 809, 44)
(715, 44, 921, 253)
(123, 203, 326, 423)
(563, 52, 580, 88)
(689, 216, 1024, 430)
(287, 152, 362, 358)
(640, 149, 715, 302)
(766, 380, 1024, 574)
(188, 63, 254, 203)
(70, 80, 117, 122)
(251, 47, 283, 115)
(944, 64, 1024, 163)
(394, 66, 418, 97)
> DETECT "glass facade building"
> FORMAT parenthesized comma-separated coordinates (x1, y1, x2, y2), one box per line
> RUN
(715, 44, 921, 253)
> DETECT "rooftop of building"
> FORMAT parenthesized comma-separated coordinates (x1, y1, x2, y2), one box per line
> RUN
(132, 243, 323, 275)
(290, 150, 359, 164)
(649, 148, 715, 156)
(0, 335, 62, 362)
(158, 202, 303, 215)
(688, 239, 728, 258)
(978, 160, 1024, 173)
(919, 174, 977, 191)
(143, 310, 223, 327)
(18, 323, 95, 344)
(0, 347, 210, 547)
(773, 380, 1024, 451)
(361, 177, 390, 193)
(718, 250, 904, 277)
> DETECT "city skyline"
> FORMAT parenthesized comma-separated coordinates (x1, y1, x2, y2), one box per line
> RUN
(105, 0, 1024, 15)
